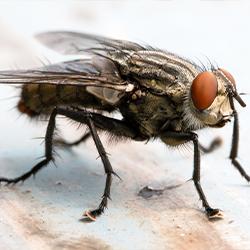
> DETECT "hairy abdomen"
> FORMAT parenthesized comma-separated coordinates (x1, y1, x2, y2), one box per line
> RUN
(18, 84, 114, 117)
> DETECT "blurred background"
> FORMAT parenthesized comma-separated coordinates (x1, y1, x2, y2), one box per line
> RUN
(0, 1, 250, 250)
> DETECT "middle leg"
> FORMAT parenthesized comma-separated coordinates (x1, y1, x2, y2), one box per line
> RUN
(54, 132, 91, 148)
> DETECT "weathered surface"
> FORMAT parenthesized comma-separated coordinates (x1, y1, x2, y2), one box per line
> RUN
(0, 129, 250, 250)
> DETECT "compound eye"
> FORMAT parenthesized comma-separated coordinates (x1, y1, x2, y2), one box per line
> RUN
(191, 71, 218, 111)
(219, 68, 236, 86)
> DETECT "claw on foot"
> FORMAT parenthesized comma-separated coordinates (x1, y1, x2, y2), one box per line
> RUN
(206, 207, 224, 220)
(83, 210, 97, 221)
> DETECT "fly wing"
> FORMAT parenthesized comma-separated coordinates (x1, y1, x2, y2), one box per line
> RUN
(36, 31, 200, 95)
(0, 57, 134, 105)
(35, 31, 144, 55)
(4, 31, 200, 99)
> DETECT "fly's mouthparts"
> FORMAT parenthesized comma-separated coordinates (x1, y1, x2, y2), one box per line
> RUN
(224, 118, 231, 123)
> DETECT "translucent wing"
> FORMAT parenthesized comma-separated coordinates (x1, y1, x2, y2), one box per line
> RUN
(2, 31, 201, 99)
(35, 31, 201, 94)
(35, 31, 144, 55)
(0, 57, 134, 105)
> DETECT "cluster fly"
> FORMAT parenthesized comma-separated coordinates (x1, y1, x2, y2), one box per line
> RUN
(0, 31, 248, 221)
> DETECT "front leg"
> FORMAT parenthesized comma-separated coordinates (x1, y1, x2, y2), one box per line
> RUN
(160, 131, 223, 219)
(229, 102, 250, 181)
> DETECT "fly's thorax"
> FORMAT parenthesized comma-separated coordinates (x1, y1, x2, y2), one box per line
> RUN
(120, 91, 180, 137)
(183, 69, 234, 131)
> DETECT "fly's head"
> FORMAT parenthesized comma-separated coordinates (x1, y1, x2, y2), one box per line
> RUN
(183, 68, 246, 131)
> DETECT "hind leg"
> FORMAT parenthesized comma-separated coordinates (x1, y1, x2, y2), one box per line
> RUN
(0, 108, 58, 184)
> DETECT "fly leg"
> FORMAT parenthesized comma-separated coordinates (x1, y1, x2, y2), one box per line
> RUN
(0, 109, 57, 184)
(161, 131, 223, 219)
(54, 132, 91, 148)
(199, 137, 222, 154)
(191, 133, 223, 219)
(229, 105, 250, 181)
(83, 116, 116, 220)
(0, 106, 142, 220)
(55, 107, 145, 220)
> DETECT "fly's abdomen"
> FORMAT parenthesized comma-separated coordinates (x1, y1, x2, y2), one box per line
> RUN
(18, 84, 56, 116)
(17, 83, 113, 117)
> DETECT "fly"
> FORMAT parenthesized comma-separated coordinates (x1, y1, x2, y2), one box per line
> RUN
(0, 31, 247, 221)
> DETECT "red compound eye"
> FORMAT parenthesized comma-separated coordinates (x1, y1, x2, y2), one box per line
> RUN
(191, 71, 218, 111)
(219, 68, 236, 86)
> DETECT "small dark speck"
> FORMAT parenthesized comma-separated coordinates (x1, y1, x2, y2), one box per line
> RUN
(23, 190, 31, 193)
(138, 184, 182, 199)
(138, 186, 164, 199)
